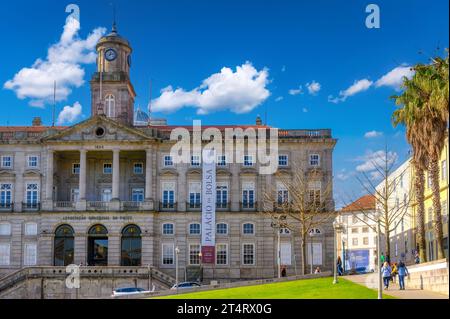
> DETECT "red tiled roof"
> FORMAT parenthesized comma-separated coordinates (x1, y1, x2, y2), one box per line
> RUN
(341, 195, 376, 212)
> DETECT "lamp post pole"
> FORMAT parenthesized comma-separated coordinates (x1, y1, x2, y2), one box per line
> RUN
(175, 247, 180, 294)
(277, 228, 281, 279)
(333, 220, 343, 284)
(198, 252, 203, 283)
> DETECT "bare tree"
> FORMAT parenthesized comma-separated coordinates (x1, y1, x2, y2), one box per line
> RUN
(260, 162, 336, 275)
(341, 149, 413, 262)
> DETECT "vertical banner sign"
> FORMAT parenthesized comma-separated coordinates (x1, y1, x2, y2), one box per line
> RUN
(201, 149, 216, 264)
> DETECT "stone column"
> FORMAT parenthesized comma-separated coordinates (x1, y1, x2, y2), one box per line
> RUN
(76, 150, 87, 211)
(42, 150, 54, 211)
(112, 149, 120, 200)
(145, 148, 153, 200)
(231, 163, 240, 211)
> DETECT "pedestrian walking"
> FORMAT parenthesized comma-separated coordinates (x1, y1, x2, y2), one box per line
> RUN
(337, 256, 344, 276)
(397, 261, 409, 290)
(414, 251, 420, 264)
(381, 261, 392, 290)
(391, 262, 398, 283)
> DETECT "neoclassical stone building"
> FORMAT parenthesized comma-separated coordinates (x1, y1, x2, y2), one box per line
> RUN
(0, 25, 337, 283)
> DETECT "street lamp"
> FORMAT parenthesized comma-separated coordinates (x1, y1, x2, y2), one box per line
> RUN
(198, 251, 203, 283)
(175, 246, 180, 294)
(309, 230, 315, 275)
(333, 220, 343, 284)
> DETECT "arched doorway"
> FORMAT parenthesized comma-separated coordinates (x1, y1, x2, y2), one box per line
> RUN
(88, 225, 108, 266)
(121, 225, 142, 266)
(54, 225, 74, 266)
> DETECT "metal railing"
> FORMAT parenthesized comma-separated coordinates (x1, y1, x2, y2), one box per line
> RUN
(159, 202, 177, 212)
(22, 202, 40, 211)
(87, 201, 109, 211)
(216, 202, 230, 211)
(187, 202, 201, 211)
(54, 201, 75, 209)
(240, 202, 257, 211)
(0, 203, 14, 212)
(121, 201, 144, 210)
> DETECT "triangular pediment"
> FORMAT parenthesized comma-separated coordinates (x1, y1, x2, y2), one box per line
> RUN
(0, 170, 16, 178)
(43, 115, 153, 142)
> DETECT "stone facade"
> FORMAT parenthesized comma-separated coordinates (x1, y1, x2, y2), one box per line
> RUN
(0, 24, 337, 287)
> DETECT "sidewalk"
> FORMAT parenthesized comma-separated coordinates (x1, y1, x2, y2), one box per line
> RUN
(344, 274, 448, 299)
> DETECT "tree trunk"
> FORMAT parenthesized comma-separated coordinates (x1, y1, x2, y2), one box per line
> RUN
(414, 166, 427, 262)
(429, 155, 446, 259)
(384, 225, 390, 263)
(300, 236, 306, 276)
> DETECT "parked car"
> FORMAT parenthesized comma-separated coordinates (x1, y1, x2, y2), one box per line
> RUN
(112, 287, 152, 297)
(170, 282, 202, 290)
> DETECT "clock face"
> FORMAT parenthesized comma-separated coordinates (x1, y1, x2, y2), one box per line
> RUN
(105, 48, 117, 62)
(127, 54, 132, 67)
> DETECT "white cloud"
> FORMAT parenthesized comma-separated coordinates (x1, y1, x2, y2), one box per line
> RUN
(289, 86, 303, 96)
(275, 96, 284, 102)
(336, 169, 350, 181)
(302, 107, 308, 113)
(152, 62, 270, 115)
(281, 66, 286, 72)
(364, 130, 383, 138)
(306, 81, 321, 95)
(375, 65, 415, 90)
(328, 79, 373, 103)
(57, 102, 82, 125)
(355, 150, 398, 173)
(4, 16, 106, 107)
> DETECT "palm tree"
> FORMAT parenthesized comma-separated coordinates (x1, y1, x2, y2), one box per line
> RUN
(392, 74, 429, 263)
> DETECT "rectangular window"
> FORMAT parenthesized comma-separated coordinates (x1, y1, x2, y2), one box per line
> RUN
(189, 244, 201, 265)
(162, 244, 174, 265)
(163, 155, 173, 167)
(363, 237, 369, 245)
(216, 223, 228, 235)
(243, 223, 255, 235)
(281, 242, 292, 265)
(242, 244, 255, 265)
(163, 190, 175, 208)
(352, 238, 358, 246)
(307, 243, 323, 265)
(277, 185, 289, 205)
(442, 201, 448, 223)
(216, 244, 228, 265)
(24, 243, 37, 266)
(27, 155, 39, 168)
(0, 184, 13, 208)
(243, 155, 254, 167)
(71, 188, 80, 202)
(352, 228, 359, 234)
(189, 182, 201, 208)
(189, 223, 201, 235)
(308, 181, 321, 206)
(0, 243, 10, 265)
(132, 188, 144, 202)
(309, 154, 320, 167)
(1, 156, 12, 168)
(26, 183, 39, 207)
(162, 224, 174, 235)
(25, 223, 38, 236)
(72, 163, 80, 175)
(278, 155, 288, 167)
(191, 155, 201, 167)
(103, 163, 112, 174)
(217, 155, 227, 167)
(362, 227, 369, 233)
(242, 183, 255, 209)
(0, 223, 11, 236)
(102, 189, 112, 202)
(216, 185, 228, 208)
(133, 163, 144, 175)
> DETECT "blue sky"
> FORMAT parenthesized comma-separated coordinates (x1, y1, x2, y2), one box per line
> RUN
(0, 0, 448, 207)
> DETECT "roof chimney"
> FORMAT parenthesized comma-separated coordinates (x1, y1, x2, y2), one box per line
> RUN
(32, 117, 42, 127)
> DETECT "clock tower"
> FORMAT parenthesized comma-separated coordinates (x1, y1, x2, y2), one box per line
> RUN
(90, 22, 136, 126)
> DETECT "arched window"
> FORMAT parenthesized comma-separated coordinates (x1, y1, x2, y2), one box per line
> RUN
(121, 225, 142, 266)
(105, 94, 115, 118)
(54, 225, 74, 266)
(88, 225, 108, 266)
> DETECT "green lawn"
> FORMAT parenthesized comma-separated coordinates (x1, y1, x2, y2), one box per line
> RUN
(154, 277, 395, 299)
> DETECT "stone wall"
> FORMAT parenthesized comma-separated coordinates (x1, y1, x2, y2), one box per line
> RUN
(405, 259, 449, 296)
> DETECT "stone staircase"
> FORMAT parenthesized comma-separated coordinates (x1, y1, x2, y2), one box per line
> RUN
(0, 266, 176, 299)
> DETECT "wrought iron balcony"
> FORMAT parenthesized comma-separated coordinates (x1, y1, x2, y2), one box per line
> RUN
(216, 202, 230, 211)
(121, 201, 144, 211)
(0, 203, 14, 212)
(240, 202, 257, 211)
(22, 202, 40, 211)
(187, 202, 201, 212)
(159, 202, 178, 212)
